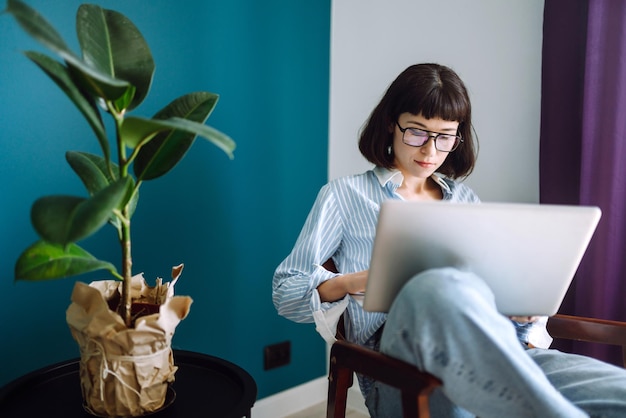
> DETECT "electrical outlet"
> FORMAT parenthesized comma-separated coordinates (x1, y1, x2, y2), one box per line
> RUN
(264, 341, 291, 370)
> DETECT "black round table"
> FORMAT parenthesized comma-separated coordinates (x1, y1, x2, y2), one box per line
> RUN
(0, 349, 257, 418)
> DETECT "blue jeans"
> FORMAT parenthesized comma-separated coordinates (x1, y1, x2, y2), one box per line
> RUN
(365, 268, 626, 418)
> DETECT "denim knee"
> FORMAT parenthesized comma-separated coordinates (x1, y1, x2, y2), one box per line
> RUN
(393, 267, 497, 319)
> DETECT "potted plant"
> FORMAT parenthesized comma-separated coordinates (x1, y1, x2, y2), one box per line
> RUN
(6, 0, 235, 416)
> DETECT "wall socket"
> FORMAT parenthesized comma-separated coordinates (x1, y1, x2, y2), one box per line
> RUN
(264, 341, 291, 370)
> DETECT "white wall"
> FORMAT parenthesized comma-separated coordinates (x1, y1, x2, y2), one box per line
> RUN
(330, 0, 545, 203)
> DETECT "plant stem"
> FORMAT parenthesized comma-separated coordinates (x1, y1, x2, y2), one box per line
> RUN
(120, 212, 133, 327)
(110, 103, 133, 327)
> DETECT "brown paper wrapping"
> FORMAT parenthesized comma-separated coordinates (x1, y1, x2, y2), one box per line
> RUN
(66, 264, 192, 417)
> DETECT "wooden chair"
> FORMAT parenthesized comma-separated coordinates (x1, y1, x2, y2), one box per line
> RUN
(323, 261, 626, 418)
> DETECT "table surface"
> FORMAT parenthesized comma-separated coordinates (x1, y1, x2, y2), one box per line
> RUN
(0, 349, 257, 418)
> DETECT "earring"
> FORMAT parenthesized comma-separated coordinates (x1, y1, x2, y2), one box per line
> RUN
(387, 145, 392, 155)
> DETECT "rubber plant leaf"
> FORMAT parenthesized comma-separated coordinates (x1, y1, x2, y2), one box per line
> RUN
(122, 116, 235, 154)
(15, 240, 119, 281)
(25, 51, 109, 163)
(77, 4, 155, 111)
(133, 92, 219, 181)
(31, 177, 132, 246)
(66, 151, 116, 194)
(6, 0, 132, 104)
(65, 151, 138, 232)
(133, 92, 235, 180)
(126, 116, 235, 180)
(6, 0, 69, 56)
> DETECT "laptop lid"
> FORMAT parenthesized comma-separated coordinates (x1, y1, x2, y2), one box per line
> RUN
(363, 201, 601, 316)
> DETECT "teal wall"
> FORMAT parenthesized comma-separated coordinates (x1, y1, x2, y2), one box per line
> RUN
(0, 0, 330, 399)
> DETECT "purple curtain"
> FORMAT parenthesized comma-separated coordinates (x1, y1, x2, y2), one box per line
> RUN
(541, 0, 626, 365)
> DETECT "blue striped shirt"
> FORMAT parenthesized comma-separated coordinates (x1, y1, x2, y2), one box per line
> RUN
(272, 167, 480, 347)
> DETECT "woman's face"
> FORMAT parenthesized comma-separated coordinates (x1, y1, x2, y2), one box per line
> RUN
(392, 112, 459, 180)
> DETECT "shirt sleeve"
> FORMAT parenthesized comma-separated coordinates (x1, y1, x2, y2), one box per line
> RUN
(272, 185, 348, 333)
(512, 316, 553, 349)
(528, 316, 553, 348)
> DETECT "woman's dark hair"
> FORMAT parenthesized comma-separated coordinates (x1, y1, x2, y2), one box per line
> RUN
(358, 63, 477, 179)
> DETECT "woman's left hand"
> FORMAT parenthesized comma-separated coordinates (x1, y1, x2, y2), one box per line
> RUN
(509, 316, 539, 323)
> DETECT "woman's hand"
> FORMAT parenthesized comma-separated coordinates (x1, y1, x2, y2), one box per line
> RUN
(318, 270, 368, 302)
(509, 316, 539, 323)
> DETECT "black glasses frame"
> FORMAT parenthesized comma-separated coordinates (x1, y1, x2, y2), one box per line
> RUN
(396, 121, 463, 152)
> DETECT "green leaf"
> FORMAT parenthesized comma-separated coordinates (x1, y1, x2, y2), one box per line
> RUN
(25, 51, 109, 162)
(31, 177, 132, 246)
(126, 116, 235, 180)
(133, 92, 235, 180)
(77, 4, 155, 111)
(120, 117, 170, 149)
(66, 151, 115, 194)
(6, 0, 70, 57)
(65, 58, 134, 107)
(15, 240, 119, 281)
(156, 92, 220, 121)
(121, 116, 233, 153)
(6, 0, 132, 104)
(113, 86, 136, 113)
(169, 117, 236, 157)
(65, 152, 139, 231)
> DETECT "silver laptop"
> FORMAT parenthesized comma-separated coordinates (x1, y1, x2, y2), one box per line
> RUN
(363, 201, 601, 316)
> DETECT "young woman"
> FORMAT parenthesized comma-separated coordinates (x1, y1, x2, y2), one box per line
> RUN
(273, 63, 626, 417)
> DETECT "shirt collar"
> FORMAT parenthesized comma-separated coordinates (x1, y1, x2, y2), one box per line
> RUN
(373, 166, 403, 188)
(373, 166, 452, 194)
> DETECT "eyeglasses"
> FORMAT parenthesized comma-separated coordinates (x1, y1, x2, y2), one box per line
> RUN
(396, 121, 463, 152)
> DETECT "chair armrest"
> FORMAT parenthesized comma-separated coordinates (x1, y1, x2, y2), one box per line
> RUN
(330, 339, 441, 394)
(547, 313, 626, 366)
(327, 340, 440, 418)
(548, 314, 626, 346)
